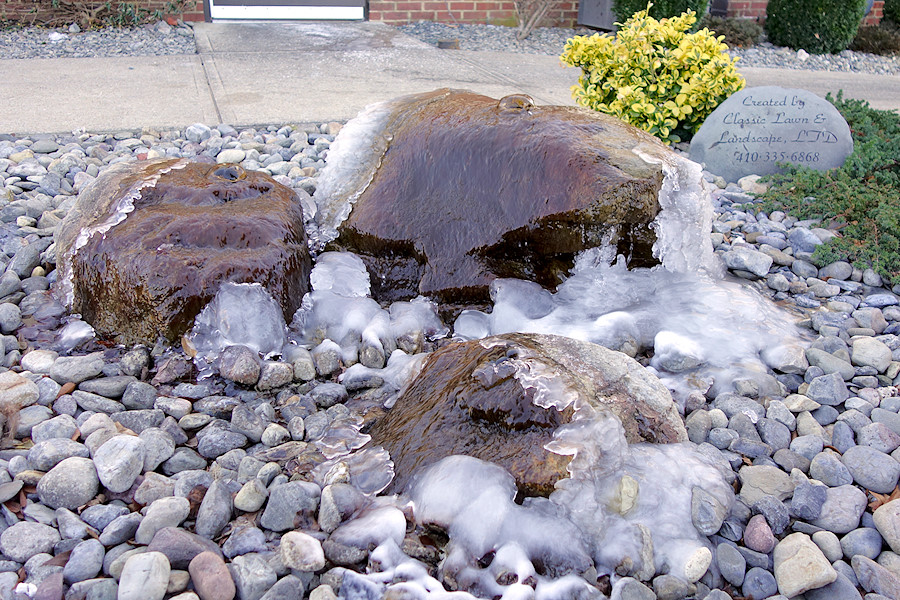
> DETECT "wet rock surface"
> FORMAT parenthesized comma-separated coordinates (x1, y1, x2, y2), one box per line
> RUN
(1, 115, 900, 600)
(55, 158, 311, 345)
(319, 89, 666, 304)
(368, 332, 687, 496)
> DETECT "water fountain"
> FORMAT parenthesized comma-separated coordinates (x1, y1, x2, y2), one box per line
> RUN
(23, 89, 832, 600)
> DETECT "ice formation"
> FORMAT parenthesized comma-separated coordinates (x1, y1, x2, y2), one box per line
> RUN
(293, 251, 448, 369)
(455, 149, 802, 402)
(344, 406, 733, 599)
(185, 282, 287, 364)
(52, 317, 96, 354)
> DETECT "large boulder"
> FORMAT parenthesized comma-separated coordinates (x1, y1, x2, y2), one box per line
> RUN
(367, 332, 687, 496)
(315, 89, 670, 305)
(55, 159, 311, 344)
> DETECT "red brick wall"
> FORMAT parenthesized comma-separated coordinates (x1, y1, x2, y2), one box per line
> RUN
(368, 0, 578, 26)
(0, 0, 205, 24)
(727, 0, 883, 25)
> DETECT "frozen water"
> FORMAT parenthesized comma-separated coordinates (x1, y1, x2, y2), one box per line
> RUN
(309, 251, 371, 297)
(341, 349, 429, 408)
(343, 406, 732, 598)
(312, 446, 394, 495)
(185, 282, 287, 364)
(312, 99, 398, 248)
(292, 251, 446, 377)
(454, 149, 801, 401)
(53, 317, 95, 354)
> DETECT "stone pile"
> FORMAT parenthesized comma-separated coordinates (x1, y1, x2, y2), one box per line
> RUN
(0, 124, 900, 600)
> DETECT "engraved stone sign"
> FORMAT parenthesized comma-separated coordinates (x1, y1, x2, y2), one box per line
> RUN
(689, 86, 853, 183)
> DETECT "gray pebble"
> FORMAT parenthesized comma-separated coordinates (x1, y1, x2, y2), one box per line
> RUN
(63, 538, 104, 584)
(37, 456, 100, 510)
(0, 521, 60, 562)
(229, 553, 278, 600)
(195, 479, 233, 539)
(742, 566, 778, 599)
(842, 445, 900, 493)
(810, 451, 853, 487)
(813, 485, 869, 534)
(260, 480, 321, 532)
(841, 528, 884, 560)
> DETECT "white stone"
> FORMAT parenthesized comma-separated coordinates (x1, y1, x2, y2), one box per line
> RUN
(774, 532, 837, 597)
(280, 531, 326, 572)
(118, 551, 170, 600)
(852, 336, 893, 373)
(683, 546, 712, 582)
(874, 499, 900, 554)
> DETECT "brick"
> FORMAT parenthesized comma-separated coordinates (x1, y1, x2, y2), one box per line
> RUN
(460, 9, 488, 19)
(395, 2, 424, 10)
(449, 2, 476, 9)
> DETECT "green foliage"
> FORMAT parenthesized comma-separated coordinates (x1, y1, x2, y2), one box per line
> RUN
(612, 0, 709, 31)
(765, 0, 867, 54)
(759, 93, 900, 283)
(885, 0, 900, 24)
(697, 15, 762, 48)
(851, 21, 900, 55)
(560, 8, 744, 144)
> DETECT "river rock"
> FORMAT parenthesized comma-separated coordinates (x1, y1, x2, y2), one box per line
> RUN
(92, 434, 146, 493)
(118, 551, 170, 600)
(147, 527, 223, 570)
(54, 158, 312, 344)
(852, 336, 893, 373)
(36, 456, 99, 510)
(874, 499, 900, 554)
(367, 333, 687, 496)
(841, 445, 900, 493)
(319, 89, 676, 304)
(188, 551, 235, 600)
(0, 521, 60, 562)
(773, 532, 837, 597)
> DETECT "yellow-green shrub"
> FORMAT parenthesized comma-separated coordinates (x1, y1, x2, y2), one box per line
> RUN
(560, 8, 745, 144)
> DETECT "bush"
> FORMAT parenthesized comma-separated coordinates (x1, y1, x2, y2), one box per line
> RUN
(560, 8, 744, 144)
(851, 22, 900, 55)
(697, 15, 762, 47)
(885, 0, 900, 24)
(612, 0, 709, 30)
(759, 93, 900, 283)
(765, 0, 867, 54)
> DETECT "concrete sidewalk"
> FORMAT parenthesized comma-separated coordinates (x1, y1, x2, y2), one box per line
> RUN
(0, 21, 898, 136)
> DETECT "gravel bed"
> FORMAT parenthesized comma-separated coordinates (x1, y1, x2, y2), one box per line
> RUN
(399, 20, 900, 75)
(2, 120, 900, 600)
(0, 21, 196, 59)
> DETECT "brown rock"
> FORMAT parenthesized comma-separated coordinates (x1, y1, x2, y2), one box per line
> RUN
(367, 332, 686, 496)
(189, 551, 236, 600)
(319, 89, 667, 305)
(55, 159, 311, 344)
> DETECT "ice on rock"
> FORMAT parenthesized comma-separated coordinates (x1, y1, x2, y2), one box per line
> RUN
(341, 349, 429, 408)
(53, 317, 95, 354)
(309, 251, 371, 297)
(293, 250, 446, 374)
(453, 150, 802, 400)
(384, 408, 733, 597)
(312, 101, 397, 248)
(185, 282, 287, 363)
(312, 446, 394, 495)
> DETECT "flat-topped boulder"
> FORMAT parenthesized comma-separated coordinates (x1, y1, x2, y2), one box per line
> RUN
(315, 89, 674, 305)
(367, 332, 687, 497)
(55, 158, 311, 345)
